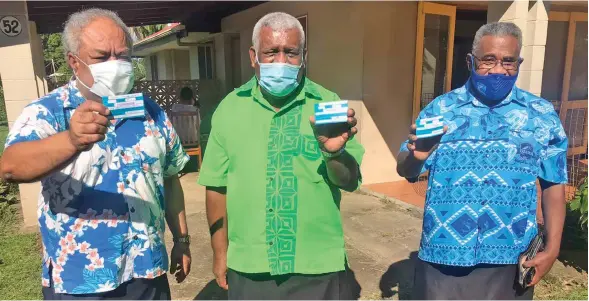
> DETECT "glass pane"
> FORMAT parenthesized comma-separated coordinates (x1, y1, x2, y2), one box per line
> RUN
(198, 46, 206, 79)
(205, 46, 213, 79)
(421, 14, 449, 109)
(541, 21, 568, 106)
(568, 21, 588, 100)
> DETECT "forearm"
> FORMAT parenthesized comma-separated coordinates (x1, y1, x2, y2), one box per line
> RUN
(206, 187, 228, 255)
(325, 151, 360, 191)
(0, 132, 77, 183)
(165, 175, 188, 238)
(540, 181, 566, 256)
(396, 151, 426, 179)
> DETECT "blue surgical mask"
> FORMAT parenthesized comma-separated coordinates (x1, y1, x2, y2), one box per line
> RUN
(256, 56, 302, 97)
(468, 56, 518, 103)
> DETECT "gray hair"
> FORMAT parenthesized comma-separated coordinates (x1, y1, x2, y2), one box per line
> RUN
(252, 12, 305, 53)
(472, 22, 522, 56)
(62, 8, 133, 57)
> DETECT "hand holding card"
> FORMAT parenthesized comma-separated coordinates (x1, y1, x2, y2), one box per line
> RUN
(406, 116, 447, 162)
(102, 93, 146, 120)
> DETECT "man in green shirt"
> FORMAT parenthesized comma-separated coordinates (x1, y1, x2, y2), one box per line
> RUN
(198, 12, 365, 299)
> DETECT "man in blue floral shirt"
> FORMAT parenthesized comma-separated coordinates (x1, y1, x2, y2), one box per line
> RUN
(0, 9, 191, 300)
(397, 23, 568, 299)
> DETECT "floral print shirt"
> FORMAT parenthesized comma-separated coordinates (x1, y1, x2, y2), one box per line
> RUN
(5, 81, 189, 294)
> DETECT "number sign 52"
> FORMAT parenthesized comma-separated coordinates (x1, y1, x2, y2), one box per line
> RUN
(1, 16, 22, 37)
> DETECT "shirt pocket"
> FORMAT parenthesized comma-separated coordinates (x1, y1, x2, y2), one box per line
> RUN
(293, 134, 325, 183)
(506, 130, 543, 176)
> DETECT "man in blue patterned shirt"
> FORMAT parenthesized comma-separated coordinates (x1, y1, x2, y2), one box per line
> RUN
(397, 22, 568, 299)
(0, 9, 191, 300)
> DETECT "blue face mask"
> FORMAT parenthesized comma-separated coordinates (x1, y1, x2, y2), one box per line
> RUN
(257, 56, 302, 97)
(469, 56, 518, 103)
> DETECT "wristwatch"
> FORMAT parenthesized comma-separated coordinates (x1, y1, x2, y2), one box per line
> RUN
(173, 235, 191, 244)
(321, 147, 345, 159)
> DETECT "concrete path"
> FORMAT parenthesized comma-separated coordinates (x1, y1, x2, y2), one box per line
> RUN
(163, 173, 588, 300)
(164, 173, 424, 300)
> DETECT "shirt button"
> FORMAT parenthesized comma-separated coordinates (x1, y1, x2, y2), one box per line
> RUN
(120, 150, 125, 156)
(268, 208, 273, 213)
(125, 180, 130, 185)
(130, 207, 135, 213)
(487, 131, 492, 134)
(269, 241, 273, 246)
(133, 235, 139, 240)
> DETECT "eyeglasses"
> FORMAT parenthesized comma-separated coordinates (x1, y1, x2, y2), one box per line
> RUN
(472, 55, 522, 71)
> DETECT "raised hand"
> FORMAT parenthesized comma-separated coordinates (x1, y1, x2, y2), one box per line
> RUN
(68, 100, 110, 151)
(406, 123, 447, 161)
(310, 108, 358, 153)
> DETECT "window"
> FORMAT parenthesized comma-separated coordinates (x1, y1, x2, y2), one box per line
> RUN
(149, 55, 158, 80)
(198, 42, 214, 80)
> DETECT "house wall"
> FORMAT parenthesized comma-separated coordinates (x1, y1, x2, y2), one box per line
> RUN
(156, 50, 174, 80)
(221, 1, 418, 184)
(172, 50, 191, 80)
(143, 49, 191, 80)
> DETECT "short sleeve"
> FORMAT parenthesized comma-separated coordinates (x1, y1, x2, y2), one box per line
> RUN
(539, 113, 568, 184)
(197, 109, 229, 187)
(345, 135, 365, 189)
(158, 109, 189, 178)
(398, 98, 441, 175)
(5, 103, 59, 148)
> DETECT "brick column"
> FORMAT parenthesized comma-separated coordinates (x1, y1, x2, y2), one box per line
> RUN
(0, 0, 47, 229)
(487, 0, 551, 96)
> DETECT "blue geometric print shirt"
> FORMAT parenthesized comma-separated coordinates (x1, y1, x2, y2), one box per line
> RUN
(400, 83, 568, 267)
(5, 81, 189, 294)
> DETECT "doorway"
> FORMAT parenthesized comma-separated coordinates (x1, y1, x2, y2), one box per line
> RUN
(412, 2, 487, 119)
(229, 35, 242, 90)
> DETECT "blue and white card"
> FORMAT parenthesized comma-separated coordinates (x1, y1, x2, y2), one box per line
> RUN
(102, 93, 145, 119)
(314, 100, 349, 125)
(416, 116, 444, 139)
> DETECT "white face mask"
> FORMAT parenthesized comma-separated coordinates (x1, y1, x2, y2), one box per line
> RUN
(74, 55, 135, 98)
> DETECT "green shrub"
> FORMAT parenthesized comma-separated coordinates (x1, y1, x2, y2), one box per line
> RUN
(569, 177, 588, 228)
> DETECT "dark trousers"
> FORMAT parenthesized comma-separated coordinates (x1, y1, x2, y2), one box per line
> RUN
(227, 268, 359, 300)
(412, 259, 534, 300)
(42, 275, 171, 300)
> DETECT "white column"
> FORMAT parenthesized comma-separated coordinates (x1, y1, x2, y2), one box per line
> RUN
(189, 46, 200, 80)
(487, 0, 551, 95)
(0, 0, 46, 229)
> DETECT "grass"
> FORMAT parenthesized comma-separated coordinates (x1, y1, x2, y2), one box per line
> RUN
(0, 204, 43, 300)
(0, 125, 7, 154)
(0, 124, 42, 300)
(534, 273, 588, 300)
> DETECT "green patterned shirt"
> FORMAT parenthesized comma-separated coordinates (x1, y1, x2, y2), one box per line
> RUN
(198, 77, 365, 275)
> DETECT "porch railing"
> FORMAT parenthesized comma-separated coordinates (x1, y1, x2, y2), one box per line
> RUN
(132, 80, 200, 114)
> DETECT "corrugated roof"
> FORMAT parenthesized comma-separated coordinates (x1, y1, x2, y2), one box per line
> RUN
(134, 23, 182, 46)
